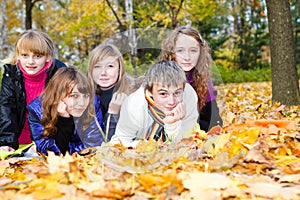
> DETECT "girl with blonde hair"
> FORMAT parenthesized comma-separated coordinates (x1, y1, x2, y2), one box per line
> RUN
(87, 43, 139, 141)
(0, 29, 66, 153)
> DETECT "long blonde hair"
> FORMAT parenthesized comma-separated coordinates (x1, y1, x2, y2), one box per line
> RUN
(40, 67, 94, 138)
(3, 29, 55, 65)
(87, 43, 138, 96)
(158, 26, 212, 111)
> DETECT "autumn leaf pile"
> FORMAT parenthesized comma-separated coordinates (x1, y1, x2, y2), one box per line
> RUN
(0, 82, 299, 200)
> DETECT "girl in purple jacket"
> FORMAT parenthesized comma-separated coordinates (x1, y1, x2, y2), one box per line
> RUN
(27, 67, 104, 155)
(158, 26, 223, 132)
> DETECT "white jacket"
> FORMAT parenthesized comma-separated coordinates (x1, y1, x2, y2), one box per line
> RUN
(110, 83, 199, 147)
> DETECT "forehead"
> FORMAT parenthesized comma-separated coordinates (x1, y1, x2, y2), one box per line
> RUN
(175, 34, 199, 48)
(152, 82, 184, 91)
(95, 56, 119, 66)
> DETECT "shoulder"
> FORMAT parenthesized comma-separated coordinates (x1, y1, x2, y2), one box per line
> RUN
(27, 97, 42, 113)
(126, 87, 146, 105)
(53, 59, 67, 68)
(121, 87, 147, 113)
(184, 83, 197, 97)
(2, 64, 18, 75)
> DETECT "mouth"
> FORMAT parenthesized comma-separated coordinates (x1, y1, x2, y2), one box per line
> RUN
(26, 66, 37, 70)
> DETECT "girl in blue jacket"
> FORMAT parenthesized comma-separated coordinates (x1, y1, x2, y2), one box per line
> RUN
(27, 67, 105, 155)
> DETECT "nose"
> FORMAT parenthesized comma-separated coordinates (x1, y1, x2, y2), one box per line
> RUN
(183, 50, 190, 60)
(167, 94, 176, 105)
(100, 66, 108, 75)
(77, 96, 86, 107)
(28, 56, 35, 65)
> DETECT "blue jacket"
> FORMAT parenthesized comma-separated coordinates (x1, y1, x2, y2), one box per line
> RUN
(27, 96, 105, 155)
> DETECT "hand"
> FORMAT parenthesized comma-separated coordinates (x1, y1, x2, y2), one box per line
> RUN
(108, 93, 128, 114)
(163, 102, 186, 124)
(57, 101, 70, 117)
(0, 146, 15, 152)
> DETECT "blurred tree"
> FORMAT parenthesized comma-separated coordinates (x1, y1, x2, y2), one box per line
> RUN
(33, 0, 116, 67)
(231, 0, 269, 70)
(25, 0, 42, 29)
(290, 0, 299, 64)
(0, 0, 9, 60)
(266, 0, 300, 105)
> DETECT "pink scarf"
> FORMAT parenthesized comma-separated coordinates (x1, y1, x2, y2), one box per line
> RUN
(18, 59, 52, 144)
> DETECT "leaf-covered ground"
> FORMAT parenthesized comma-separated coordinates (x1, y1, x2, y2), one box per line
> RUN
(0, 82, 299, 200)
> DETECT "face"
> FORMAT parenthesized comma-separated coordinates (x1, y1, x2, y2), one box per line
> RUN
(62, 85, 90, 117)
(149, 83, 184, 114)
(92, 56, 120, 90)
(174, 34, 200, 72)
(18, 51, 50, 75)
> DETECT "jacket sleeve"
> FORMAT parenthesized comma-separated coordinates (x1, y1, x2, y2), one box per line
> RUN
(0, 65, 22, 149)
(76, 117, 105, 148)
(170, 83, 199, 141)
(103, 113, 119, 142)
(199, 100, 223, 132)
(110, 92, 144, 148)
(27, 98, 60, 155)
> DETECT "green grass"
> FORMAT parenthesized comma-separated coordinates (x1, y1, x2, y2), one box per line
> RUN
(212, 65, 300, 85)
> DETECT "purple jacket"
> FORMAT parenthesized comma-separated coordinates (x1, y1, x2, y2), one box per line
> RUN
(187, 73, 223, 131)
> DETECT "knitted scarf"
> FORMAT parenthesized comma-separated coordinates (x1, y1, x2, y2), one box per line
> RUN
(144, 92, 167, 142)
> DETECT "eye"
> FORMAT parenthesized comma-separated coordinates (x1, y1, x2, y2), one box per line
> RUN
(94, 65, 101, 68)
(83, 93, 90, 98)
(34, 54, 43, 59)
(70, 94, 78, 98)
(174, 91, 183, 97)
(108, 64, 114, 68)
(190, 48, 199, 53)
(175, 49, 183, 53)
(21, 53, 28, 57)
(159, 92, 168, 97)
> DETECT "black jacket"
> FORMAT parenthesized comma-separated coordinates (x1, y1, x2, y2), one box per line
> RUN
(0, 59, 66, 149)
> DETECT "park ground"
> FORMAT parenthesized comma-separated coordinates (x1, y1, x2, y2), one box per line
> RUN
(0, 81, 299, 199)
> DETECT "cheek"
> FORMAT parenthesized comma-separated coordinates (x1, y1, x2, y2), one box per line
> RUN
(109, 70, 119, 83)
(92, 70, 100, 79)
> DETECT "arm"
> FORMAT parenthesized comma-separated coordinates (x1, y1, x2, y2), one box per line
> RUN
(76, 117, 105, 148)
(175, 83, 199, 140)
(54, 116, 74, 155)
(110, 89, 146, 148)
(27, 99, 60, 155)
(103, 113, 119, 142)
(0, 65, 23, 150)
(103, 93, 127, 141)
(199, 100, 223, 132)
(200, 79, 223, 131)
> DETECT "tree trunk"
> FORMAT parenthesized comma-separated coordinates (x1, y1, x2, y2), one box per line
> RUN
(0, 0, 9, 61)
(25, 0, 33, 29)
(266, 0, 300, 105)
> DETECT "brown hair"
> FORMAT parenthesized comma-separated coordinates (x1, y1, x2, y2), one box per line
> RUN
(40, 66, 94, 138)
(158, 26, 212, 111)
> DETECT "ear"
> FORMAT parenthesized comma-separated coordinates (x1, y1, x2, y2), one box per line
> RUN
(145, 89, 153, 98)
(46, 55, 51, 62)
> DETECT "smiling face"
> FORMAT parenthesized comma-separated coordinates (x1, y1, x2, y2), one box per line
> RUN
(92, 56, 120, 90)
(18, 51, 50, 75)
(174, 33, 200, 72)
(62, 85, 90, 117)
(148, 83, 184, 114)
